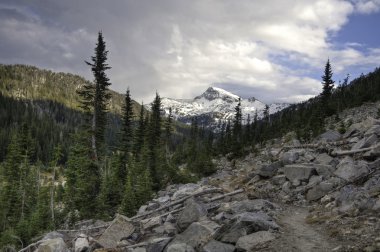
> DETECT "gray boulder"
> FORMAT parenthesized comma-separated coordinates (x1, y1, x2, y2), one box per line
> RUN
(235, 231, 276, 251)
(257, 161, 282, 178)
(168, 221, 220, 250)
(215, 212, 278, 244)
(314, 153, 334, 165)
(202, 240, 235, 252)
(172, 183, 201, 199)
(217, 199, 278, 215)
(36, 238, 69, 252)
(272, 175, 287, 186)
(141, 215, 162, 231)
(364, 125, 380, 137)
(306, 178, 339, 201)
(281, 150, 300, 165)
(334, 157, 369, 182)
(351, 135, 378, 150)
(284, 164, 316, 182)
(98, 214, 135, 248)
(42, 231, 65, 241)
(74, 234, 89, 252)
(133, 248, 147, 252)
(166, 243, 195, 252)
(318, 130, 341, 142)
(364, 175, 380, 195)
(146, 237, 172, 252)
(337, 185, 376, 214)
(177, 198, 207, 231)
(363, 145, 380, 160)
(314, 164, 335, 178)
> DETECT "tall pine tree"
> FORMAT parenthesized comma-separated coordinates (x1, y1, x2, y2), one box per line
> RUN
(78, 31, 112, 161)
(321, 59, 335, 98)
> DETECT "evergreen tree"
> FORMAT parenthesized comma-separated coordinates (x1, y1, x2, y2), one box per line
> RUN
(263, 105, 270, 123)
(321, 59, 335, 98)
(133, 103, 145, 159)
(78, 31, 112, 161)
(232, 98, 243, 157)
(135, 167, 153, 206)
(147, 93, 162, 189)
(119, 88, 134, 183)
(120, 172, 137, 217)
(164, 107, 173, 147)
(0, 133, 22, 230)
(64, 133, 100, 219)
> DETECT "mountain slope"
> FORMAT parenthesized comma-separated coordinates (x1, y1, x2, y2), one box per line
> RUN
(160, 86, 289, 127)
(0, 64, 141, 163)
(0, 64, 141, 115)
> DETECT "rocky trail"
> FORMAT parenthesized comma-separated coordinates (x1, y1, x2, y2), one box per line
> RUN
(264, 205, 338, 252)
(23, 102, 380, 252)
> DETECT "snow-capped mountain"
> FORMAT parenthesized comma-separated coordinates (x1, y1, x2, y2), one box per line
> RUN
(158, 87, 289, 128)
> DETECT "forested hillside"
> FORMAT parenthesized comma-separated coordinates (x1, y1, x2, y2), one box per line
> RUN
(216, 66, 380, 158)
(0, 34, 215, 250)
(0, 64, 143, 163)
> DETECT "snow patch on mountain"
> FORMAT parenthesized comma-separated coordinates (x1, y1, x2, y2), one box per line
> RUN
(154, 87, 289, 128)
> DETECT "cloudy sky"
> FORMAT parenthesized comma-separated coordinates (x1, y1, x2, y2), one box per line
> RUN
(0, 0, 379, 103)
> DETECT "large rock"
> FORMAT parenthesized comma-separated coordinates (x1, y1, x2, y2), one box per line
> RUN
(36, 238, 69, 252)
(351, 135, 378, 150)
(98, 214, 135, 248)
(202, 240, 235, 252)
(214, 212, 278, 244)
(334, 157, 369, 182)
(337, 185, 376, 214)
(318, 130, 341, 142)
(177, 198, 207, 231)
(74, 234, 89, 252)
(306, 178, 340, 201)
(146, 237, 172, 252)
(314, 153, 334, 165)
(364, 175, 380, 196)
(168, 221, 220, 250)
(314, 164, 335, 178)
(235, 231, 276, 251)
(283, 164, 315, 183)
(141, 216, 162, 231)
(172, 184, 201, 199)
(257, 161, 282, 178)
(166, 243, 195, 252)
(364, 125, 380, 137)
(280, 150, 300, 165)
(42, 231, 65, 241)
(218, 199, 278, 215)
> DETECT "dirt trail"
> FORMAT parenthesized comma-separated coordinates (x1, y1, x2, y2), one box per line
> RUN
(262, 205, 339, 252)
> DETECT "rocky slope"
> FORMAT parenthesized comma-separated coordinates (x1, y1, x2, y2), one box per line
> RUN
(158, 87, 289, 128)
(26, 102, 380, 252)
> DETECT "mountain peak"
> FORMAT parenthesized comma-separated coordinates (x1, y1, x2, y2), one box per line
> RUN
(195, 86, 240, 102)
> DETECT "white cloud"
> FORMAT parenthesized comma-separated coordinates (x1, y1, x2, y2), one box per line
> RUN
(352, 0, 380, 13)
(0, 0, 379, 103)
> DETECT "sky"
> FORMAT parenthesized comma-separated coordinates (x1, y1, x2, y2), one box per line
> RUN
(0, 0, 379, 104)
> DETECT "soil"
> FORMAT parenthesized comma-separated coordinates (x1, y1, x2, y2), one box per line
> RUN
(261, 205, 340, 252)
